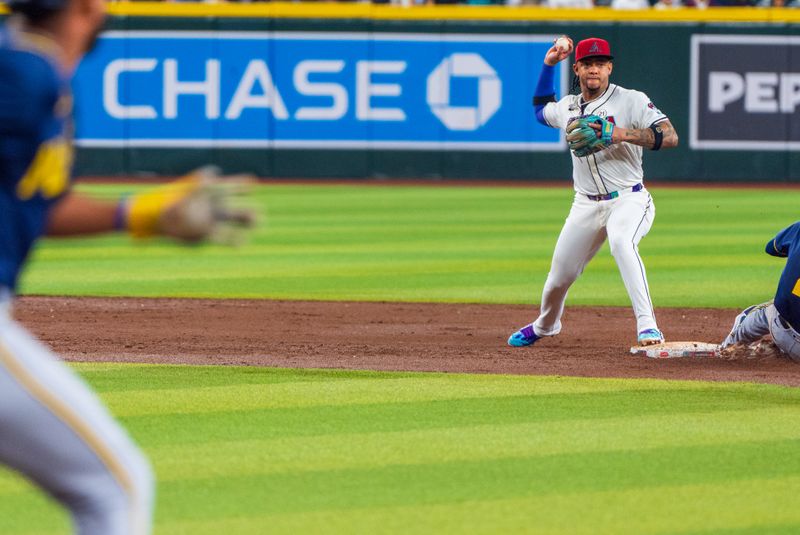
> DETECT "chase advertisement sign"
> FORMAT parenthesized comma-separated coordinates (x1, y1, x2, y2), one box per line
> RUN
(73, 32, 567, 151)
(690, 34, 800, 151)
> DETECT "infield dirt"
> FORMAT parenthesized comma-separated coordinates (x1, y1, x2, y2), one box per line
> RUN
(14, 296, 800, 387)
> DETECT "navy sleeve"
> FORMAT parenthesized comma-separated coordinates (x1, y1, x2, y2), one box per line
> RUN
(766, 222, 800, 258)
(532, 63, 556, 127)
(0, 52, 57, 137)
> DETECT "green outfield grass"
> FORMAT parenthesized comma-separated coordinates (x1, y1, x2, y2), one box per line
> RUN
(6, 183, 800, 534)
(1, 364, 799, 535)
(20, 183, 800, 308)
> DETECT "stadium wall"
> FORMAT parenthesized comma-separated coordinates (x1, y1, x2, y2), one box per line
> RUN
(7, 3, 799, 181)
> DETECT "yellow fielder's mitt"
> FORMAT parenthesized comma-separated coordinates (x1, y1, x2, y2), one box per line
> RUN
(121, 166, 256, 244)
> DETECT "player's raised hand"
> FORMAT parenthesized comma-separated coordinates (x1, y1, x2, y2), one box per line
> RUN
(544, 35, 573, 66)
(123, 166, 257, 245)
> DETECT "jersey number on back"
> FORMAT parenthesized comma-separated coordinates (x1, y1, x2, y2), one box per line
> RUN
(17, 138, 72, 200)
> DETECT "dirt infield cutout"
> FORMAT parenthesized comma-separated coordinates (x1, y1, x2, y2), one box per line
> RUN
(14, 296, 800, 387)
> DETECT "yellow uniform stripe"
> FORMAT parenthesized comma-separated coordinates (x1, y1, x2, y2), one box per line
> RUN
(0, 341, 143, 534)
(2, 3, 800, 23)
(8, 28, 62, 62)
(792, 277, 800, 298)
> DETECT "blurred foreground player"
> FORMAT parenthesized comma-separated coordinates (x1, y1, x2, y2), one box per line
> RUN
(0, 0, 253, 533)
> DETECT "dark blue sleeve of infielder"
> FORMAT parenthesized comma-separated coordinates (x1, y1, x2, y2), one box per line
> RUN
(766, 222, 800, 257)
(0, 58, 52, 136)
(772, 223, 800, 328)
(532, 63, 556, 127)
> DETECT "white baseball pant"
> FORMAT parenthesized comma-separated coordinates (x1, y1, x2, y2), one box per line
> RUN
(534, 187, 659, 337)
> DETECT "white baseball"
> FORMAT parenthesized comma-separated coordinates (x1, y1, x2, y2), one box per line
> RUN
(555, 37, 571, 53)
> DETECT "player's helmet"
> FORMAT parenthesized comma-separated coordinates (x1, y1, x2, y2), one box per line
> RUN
(6, 0, 69, 18)
(574, 38, 614, 63)
(6, 0, 68, 9)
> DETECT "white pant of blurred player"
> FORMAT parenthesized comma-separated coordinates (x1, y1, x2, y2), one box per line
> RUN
(722, 301, 800, 362)
(0, 292, 153, 535)
(534, 188, 659, 336)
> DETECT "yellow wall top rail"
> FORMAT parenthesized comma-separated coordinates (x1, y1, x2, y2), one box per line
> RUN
(1, 2, 799, 24)
(110, 3, 800, 23)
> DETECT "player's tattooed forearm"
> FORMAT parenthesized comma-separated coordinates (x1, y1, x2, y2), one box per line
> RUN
(619, 121, 677, 149)
(620, 128, 654, 146)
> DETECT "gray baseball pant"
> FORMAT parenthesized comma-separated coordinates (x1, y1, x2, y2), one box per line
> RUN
(0, 301, 153, 534)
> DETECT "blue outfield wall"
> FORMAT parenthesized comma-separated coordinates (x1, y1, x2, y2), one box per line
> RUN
(67, 10, 800, 182)
(75, 32, 566, 151)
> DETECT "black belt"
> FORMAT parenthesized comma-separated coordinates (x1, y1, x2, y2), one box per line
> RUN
(586, 183, 643, 202)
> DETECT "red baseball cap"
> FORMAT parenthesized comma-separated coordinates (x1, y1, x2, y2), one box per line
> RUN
(574, 38, 614, 62)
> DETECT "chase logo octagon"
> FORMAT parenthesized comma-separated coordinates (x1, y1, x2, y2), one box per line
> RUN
(426, 53, 502, 132)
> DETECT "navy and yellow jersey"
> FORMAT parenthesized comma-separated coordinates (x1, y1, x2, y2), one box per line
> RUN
(0, 23, 73, 290)
(765, 221, 800, 331)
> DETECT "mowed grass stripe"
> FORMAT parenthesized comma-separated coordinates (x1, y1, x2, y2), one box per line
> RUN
(101, 375, 766, 416)
(83, 364, 797, 413)
(148, 407, 800, 481)
(152, 440, 800, 519)
(102, 376, 634, 416)
(74, 363, 430, 393)
(20, 185, 800, 307)
(120, 386, 798, 445)
(156, 478, 800, 535)
(4, 476, 800, 535)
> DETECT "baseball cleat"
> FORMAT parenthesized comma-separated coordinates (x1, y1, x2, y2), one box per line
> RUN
(637, 328, 664, 346)
(508, 323, 541, 347)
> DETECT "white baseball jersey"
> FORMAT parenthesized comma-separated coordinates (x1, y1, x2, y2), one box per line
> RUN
(542, 84, 668, 196)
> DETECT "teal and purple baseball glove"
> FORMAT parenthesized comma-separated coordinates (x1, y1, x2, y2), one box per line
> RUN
(566, 114, 614, 158)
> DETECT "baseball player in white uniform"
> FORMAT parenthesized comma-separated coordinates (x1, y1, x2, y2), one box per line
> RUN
(508, 36, 679, 348)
